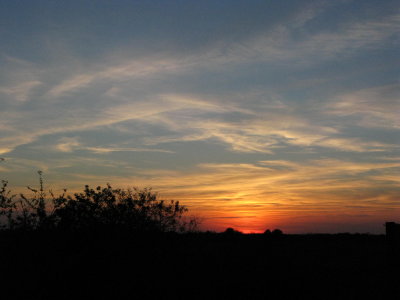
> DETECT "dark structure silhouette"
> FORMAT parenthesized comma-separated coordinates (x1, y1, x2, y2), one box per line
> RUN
(385, 222, 400, 243)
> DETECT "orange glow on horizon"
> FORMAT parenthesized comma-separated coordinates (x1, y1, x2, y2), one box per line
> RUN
(5, 158, 399, 234)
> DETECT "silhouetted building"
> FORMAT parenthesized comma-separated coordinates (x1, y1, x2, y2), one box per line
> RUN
(385, 222, 400, 243)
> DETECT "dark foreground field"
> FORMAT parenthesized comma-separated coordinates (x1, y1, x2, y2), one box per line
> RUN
(1, 232, 399, 299)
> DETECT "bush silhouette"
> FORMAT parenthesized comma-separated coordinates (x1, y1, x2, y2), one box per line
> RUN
(54, 184, 188, 233)
(0, 172, 193, 233)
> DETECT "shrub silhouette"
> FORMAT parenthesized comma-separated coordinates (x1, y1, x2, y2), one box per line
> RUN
(0, 171, 193, 233)
(54, 184, 188, 233)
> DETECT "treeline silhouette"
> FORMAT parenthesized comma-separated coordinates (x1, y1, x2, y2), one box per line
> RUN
(1, 172, 400, 299)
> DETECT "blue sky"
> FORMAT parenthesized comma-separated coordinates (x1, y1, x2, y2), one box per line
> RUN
(0, 0, 399, 233)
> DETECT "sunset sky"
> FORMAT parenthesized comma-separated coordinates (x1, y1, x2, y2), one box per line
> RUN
(1, 0, 399, 233)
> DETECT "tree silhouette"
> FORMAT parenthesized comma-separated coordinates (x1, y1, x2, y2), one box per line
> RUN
(224, 227, 243, 235)
(272, 228, 283, 236)
(0, 180, 16, 230)
(264, 229, 272, 235)
(54, 184, 188, 233)
(0, 172, 193, 233)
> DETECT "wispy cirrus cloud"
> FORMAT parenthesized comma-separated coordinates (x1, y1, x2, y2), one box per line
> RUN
(0, 80, 42, 102)
(26, 10, 399, 102)
(54, 137, 173, 154)
(327, 84, 400, 129)
(1, 6, 397, 154)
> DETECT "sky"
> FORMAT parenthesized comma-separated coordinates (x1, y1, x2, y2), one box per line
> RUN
(0, 0, 399, 233)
